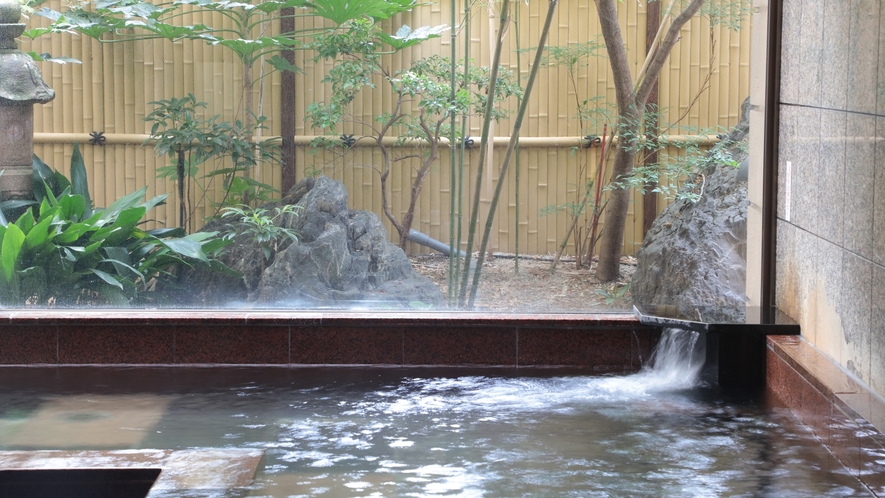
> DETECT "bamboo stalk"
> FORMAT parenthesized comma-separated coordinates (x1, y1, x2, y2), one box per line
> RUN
(447, 0, 459, 302)
(456, 0, 511, 306)
(467, 0, 559, 308)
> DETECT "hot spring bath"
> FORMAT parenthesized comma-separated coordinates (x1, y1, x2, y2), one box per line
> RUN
(0, 330, 869, 497)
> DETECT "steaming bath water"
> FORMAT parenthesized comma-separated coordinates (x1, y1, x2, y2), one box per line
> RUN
(0, 329, 869, 497)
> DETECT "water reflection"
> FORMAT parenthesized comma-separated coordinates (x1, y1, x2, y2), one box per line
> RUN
(0, 366, 871, 497)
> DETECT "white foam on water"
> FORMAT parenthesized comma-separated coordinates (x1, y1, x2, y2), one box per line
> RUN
(346, 330, 705, 418)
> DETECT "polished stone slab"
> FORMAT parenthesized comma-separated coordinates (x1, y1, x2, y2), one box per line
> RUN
(632, 305, 800, 334)
(767, 335, 885, 495)
(0, 449, 264, 495)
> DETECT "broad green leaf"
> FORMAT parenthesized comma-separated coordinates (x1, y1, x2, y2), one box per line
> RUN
(89, 268, 123, 290)
(23, 215, 56, 252)
(306, 0, 417, 25)
(377, 24, 448, 50)
(139, 194, 168, 213)
(28, 52, 82, 64)
(161, 237, 209, 262)
(60, 194, 87, 221)
(253, 0, 310, 13)
(56, 223, 92, 244)
(145, 227, 186, 238)
(1, 224, 25, 283)
(75, 240, 101, 257)
(53, 171, 72, 195)
(69, 143, 93, 216)
(100, 249, 143, 281)
(22, 28, 53, 39)
(268, 55, 303, 74)
(32, 154, 57, 202)
(112, 207, 148, 229)
(103, 246, 132, 266)
(98, 186, 148, 224)
(209, 259, 241, 277)
(13, 209, 35, 235)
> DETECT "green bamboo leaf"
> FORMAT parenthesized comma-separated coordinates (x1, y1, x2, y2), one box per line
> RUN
(1, 224, 25, 283)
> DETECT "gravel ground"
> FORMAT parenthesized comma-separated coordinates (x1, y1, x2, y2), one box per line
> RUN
(409, 253, 636, 313)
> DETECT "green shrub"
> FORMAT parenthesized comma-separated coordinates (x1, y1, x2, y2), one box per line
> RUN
(0, 143, 233, 307)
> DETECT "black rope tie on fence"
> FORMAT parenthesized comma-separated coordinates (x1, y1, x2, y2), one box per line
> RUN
(89, 131, 106, 146)
(340, 134, 356, 148)
(582, 135, 601, 148)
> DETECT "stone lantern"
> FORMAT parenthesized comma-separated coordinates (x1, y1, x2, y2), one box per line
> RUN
(0, 0, 54, 200)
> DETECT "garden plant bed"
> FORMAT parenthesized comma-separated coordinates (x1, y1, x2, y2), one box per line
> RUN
(410, 253, 637, 312)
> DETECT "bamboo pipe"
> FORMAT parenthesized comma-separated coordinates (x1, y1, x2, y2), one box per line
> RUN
(34, 133, 724, 148)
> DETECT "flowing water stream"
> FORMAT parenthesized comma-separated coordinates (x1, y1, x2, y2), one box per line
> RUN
(0, 329, 869, 497)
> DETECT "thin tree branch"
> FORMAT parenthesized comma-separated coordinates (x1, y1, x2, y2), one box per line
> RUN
(636, 0, 705, 105)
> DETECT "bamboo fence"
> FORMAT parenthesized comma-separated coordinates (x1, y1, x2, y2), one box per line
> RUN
(22, 0, 751, 257)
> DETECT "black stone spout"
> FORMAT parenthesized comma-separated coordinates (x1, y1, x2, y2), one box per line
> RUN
(634, 304, 800, 389)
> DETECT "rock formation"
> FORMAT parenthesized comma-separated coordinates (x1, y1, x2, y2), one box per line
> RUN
(630, 98, 751, 320)
(181, 176, 447, 309)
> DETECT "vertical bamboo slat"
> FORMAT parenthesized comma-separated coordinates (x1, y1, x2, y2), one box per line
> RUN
(26, 0, 750, 256)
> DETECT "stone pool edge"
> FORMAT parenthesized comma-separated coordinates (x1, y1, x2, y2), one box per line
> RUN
(0, 311, 658, 372)
(767, 335, 885, 496)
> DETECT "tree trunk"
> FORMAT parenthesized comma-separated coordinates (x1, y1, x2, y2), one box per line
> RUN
(398, 153, 437, 250)
(593, 0, 706, 282)
(594, 134, 636, 281)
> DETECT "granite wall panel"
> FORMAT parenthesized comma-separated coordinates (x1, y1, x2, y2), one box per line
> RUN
(820, 2, 851, 110)
(779, 0, 884, 403)
(794, 0, 824, 107)
(847, 0, 881, 115)
(843, 114, 877, 260)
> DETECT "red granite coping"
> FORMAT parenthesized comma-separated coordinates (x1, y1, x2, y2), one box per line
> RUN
(0, 311, 655, 368)
(767, 335, 885, 496)
(0, 310, 637, 327)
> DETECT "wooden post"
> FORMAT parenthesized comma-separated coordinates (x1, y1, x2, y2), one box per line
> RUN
(280, 7, 297, 194)
(642, 0, 660, 236)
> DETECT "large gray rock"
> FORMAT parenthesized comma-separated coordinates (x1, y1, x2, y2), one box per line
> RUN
(630, 99, 750, 320)
(181, 176, 447, 309)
